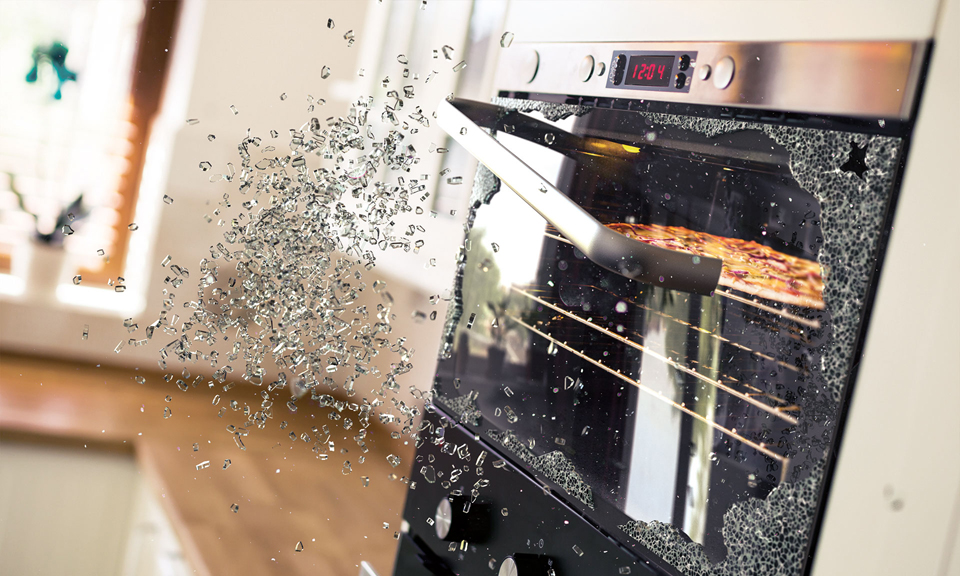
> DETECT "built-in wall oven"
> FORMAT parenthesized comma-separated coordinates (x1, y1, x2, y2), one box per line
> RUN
(393, 40, 929, 576)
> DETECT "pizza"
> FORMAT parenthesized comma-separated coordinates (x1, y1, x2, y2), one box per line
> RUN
(606, 223, 824, 309)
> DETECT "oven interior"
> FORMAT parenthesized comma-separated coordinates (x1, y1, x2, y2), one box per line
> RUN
(430, 100, 904, 574)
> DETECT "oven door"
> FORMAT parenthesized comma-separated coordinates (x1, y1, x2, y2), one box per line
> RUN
(429, 97, 906, 575)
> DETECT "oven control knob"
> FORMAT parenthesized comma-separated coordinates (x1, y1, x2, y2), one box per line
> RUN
(498, 554, 553, 576)
(578, 55, 595, 82)
(713, 56, 736, 89)
(612, 54, 627, 85)
(698, 64, 712, 81)
(518, 49, 540, 83)
(435, 495, 490, 542)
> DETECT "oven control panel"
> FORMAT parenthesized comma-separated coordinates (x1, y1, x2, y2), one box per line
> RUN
(606, 50, 698, 93)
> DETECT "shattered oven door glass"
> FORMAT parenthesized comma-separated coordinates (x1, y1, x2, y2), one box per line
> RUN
(434, 99, 903, 575)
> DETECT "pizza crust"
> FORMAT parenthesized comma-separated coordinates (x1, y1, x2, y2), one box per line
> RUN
(606, 223, 825, 310)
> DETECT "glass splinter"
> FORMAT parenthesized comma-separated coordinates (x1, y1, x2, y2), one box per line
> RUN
(500, 32, 514, 48)
(321, 66, 331, 79)
(186, 118, 199, 125)
(327, 18, 334, 29)
(229, 105, 238, 115)
(452, 60, 466, 73)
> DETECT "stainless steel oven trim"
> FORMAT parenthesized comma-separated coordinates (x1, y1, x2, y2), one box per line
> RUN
(436, 98, 724, 295)
(495, 41, 925, 119)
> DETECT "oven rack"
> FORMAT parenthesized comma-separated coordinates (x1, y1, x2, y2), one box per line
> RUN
(505, 311, 793, 484)
(509, 285, 801, 425)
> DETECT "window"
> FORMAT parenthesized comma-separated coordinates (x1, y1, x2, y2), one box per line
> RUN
(0, 0, 179, 287)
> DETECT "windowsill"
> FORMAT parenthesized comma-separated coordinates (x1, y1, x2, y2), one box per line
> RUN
(0, 274, 145, 317)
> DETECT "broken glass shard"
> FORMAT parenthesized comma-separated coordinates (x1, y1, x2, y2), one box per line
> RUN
(196, 460, 210, 470)
(321, 66, 331, 79)
(163, 194, 174, 204)
(442, 45, 454, 60)
(62, 224, 74, 236)
(128, 223, 139, 231)
(73, 275, 82, 285)
(500, 32, 514, 48)
(295, 541, 304, 552)
(229, 105, 238, 115)
(446, 176, 462, 185)
(452, 61, 466, 73)
(186, 118, 199, 125)
(163, 407, 172, 419)
(280, 92, 287, 101)
(230, 503, 239, 513)
(327, 18, 334, 28)
(82, 325, 89, 340)
(223, 459, 231, 469)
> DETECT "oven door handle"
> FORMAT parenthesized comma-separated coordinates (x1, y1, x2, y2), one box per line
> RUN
(437, 98, 723, 295)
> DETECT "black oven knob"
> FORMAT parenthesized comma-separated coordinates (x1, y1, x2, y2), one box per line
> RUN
(612, 54, 627, 85)
(498, 554, 553, 576)
(678, 54, 691, 71)
(675, 72, 687, 89)
(435, 495, 490, 542)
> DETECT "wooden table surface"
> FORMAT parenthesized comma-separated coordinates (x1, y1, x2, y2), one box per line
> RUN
(0, 353, 415, 576)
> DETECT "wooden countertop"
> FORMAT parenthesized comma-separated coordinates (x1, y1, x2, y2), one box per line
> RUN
(0, 353, 414, 576)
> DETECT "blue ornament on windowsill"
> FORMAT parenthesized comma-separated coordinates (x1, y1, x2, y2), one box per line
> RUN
(25, 41, 78, 100)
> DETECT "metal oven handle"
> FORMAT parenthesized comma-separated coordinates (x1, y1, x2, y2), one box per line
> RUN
(437, 98, 723, 295)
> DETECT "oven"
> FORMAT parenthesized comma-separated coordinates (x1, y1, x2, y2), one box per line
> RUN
(392, 38, 931, 576)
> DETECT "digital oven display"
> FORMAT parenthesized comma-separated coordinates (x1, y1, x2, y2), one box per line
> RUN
(624, 55, 674, 87)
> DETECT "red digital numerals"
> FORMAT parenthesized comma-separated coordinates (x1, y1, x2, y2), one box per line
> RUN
(631, 63, 666, 81)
